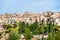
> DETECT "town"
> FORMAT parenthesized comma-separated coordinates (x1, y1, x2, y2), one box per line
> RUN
(0, 11, 60, 27)
(0, 11, 60, 40)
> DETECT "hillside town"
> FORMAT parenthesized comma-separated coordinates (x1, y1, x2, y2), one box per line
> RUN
(0, 11, 60, 40)
(0, 11, 60, 27)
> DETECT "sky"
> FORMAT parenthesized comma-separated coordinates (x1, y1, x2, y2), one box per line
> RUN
(0, 0, 60, 14)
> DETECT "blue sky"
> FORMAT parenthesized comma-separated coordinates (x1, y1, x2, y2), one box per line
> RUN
(0, 0, 60, 14)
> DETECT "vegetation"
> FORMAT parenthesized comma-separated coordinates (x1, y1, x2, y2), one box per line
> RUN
(25, 28, 33, 40)
(2, 19, 60, 40)
(0, 32, 3, 39)
(7, 27, 20, 40)
(7, 32, 20, 40)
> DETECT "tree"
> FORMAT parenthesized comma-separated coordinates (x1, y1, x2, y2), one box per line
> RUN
(25, 23, 30, 29)
(56, 31, 60, 40)
(13, 20, 17, 28)
(0, 32, 3, 39)
(32, 29, 40, 35)
(30, 19, 38, 32)
(3, 24, 12, 29)
(25, 28, 33, 40)
(44, 26, 48, 34)
(40, 24, 45, 40)
(3, 24, 7, 29)
(18, 21, 26, 34)
(47, 21, 57, 40)
(13, 23, 17, 28)
(7, 32, 20, 40)
(7, 28, 20, 40)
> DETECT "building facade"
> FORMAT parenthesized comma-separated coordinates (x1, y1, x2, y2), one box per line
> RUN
(0, 12, 60, 27)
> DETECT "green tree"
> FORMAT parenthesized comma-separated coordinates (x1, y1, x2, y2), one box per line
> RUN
(7, 28, 20, 40)
(41, 24, 45, 40)
(13, 20, 17, 28)
(30, 19, 38, 32)
(3, 24, 7, 29)
(13, 23, 17, 28)
(3, 24, 12, 29)
(25, 28, 33, 40)
(47, 21, 57, 40)
(7, 32, 20, 40)
(18, 21, 26, 34)
(44, 26, 48, 34)
(25, 23, 30, 29)
(0, 32, 3, 39)
(56, 31, 60, 40)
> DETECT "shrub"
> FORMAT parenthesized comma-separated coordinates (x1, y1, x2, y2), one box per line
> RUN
(7, 32, 20, 40)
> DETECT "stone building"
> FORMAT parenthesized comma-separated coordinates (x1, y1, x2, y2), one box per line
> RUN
(0, 11, 60, 28)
